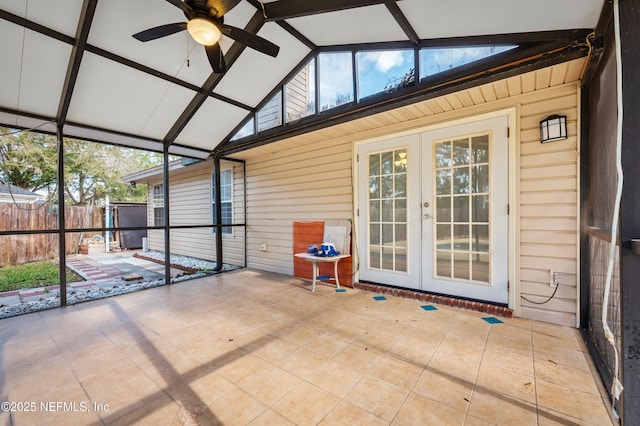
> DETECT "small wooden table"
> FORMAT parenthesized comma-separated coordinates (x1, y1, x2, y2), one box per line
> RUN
(294, 253, 351, 292)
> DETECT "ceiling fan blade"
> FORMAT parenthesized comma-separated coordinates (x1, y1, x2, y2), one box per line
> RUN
(220, 25, 280, 57)
(133, 22, 187, 42)
(263, 0, 398, 21)
(205, 43, 227, 73)
(208, 0, 241, 18)
(165, 0, 194, 17)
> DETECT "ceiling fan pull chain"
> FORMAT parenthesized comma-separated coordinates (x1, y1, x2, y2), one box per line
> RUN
(186, 34, 190, 67)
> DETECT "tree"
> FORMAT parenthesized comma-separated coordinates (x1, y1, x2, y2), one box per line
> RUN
(0, 127, 57, 192)
(1, 127, 165, 205)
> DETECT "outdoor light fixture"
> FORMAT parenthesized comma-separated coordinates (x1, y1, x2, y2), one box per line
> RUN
(540, 115, 568, 143)
(187, 18, 221, 46)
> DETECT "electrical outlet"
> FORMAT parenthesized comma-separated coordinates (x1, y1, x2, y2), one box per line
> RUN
(550, 271, 560, 287)
(259, 243, 267, 251)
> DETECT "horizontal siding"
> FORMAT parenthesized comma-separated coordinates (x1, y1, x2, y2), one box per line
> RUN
(145, 160, 245, 267)
(245, 140, 353, 275)
(519, 84, 579, 326)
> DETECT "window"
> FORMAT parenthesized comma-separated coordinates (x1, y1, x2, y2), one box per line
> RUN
(153, 184, 164, 226)
(356, 49, 415, 101)
(285, 58, 316, 123)
(212, 169, 233, 234)
(256, 91, 282, 132)
(318, 52, 354, 112)
(419, 45, 516, 80)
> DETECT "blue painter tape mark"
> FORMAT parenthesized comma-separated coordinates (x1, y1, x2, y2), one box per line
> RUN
(335, 289, 347, 293)
(420, 305, 437, 311)
(373, 296, 387, 301)
(482, 317, 504, 324)
(318, 276, 330, 280)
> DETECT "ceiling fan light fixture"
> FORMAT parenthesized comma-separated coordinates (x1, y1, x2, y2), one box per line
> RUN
(187, 18, 221, 46)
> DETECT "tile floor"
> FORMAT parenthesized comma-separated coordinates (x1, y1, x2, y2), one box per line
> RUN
(0, 269, 615, 425)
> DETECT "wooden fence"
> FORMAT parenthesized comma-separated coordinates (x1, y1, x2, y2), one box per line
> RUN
(0, 203, 102, 267)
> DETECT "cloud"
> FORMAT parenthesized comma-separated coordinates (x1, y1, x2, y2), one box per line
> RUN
(359, 51, 407, 73)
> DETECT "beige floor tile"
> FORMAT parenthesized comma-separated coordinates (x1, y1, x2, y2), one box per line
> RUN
(480, 347, 534, 376)
(344, 374, 409, 421)
(278, 325, 320, 346)
(206, 387, 267, 425)
(319, 399, 388, 426)
(476, 362, 536, 403)
(106, 393, 182, 425)
(393, 391, 467, 425)
(240, 365, 302, 405)
(167, 371, 235, 407)
(534, 344, 590, 371)
(413, 368, 473, 412)
(305, 334, 351, 359)
(534, 358, 600, 395)
(369, 355, 423, 390)
(353, 330, 400, 355)
(428, 347, 482, 384)
(485, 329, 533, 357)
(537, 405, 614, 426)
(468, 388, 537, 425)
(329, 343, 383, 372)
(214, 352, 270, 385)
(272, 381, 340, 425)
(536, 379, 613, 425)
(306, 359, 366, 397)
(248, 408, 296, 425)
(277, 346, 328, 377)
(387, 338, 435, 367)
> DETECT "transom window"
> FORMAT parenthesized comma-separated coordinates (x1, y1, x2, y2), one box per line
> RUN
(153, 184, 164, 227)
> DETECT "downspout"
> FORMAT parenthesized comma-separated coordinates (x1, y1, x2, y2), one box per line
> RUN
(163, 141, 171, 283)
(56, 124, 67, 306)
(213, 156, 223, 272)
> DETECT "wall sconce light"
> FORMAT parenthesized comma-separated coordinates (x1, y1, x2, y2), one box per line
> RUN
(540, 115, 567, 143)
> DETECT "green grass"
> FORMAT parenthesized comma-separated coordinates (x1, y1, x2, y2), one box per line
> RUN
(0, 261, 83, 293)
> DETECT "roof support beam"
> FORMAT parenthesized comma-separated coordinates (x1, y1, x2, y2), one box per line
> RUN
(385, 1, 419, 45)
(163, 10, 267, 145)
(57, 0, 98, 125)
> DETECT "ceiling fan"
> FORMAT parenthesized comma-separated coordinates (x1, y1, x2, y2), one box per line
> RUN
(132, 0, 280, 74)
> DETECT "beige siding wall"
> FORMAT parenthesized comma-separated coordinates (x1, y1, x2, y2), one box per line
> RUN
(242, 80, 580, 326)
(245, 138, 353, 274)
(146, 159, 245, 267)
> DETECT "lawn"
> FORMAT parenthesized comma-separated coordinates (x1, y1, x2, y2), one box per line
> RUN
(0, 261, 84, 293)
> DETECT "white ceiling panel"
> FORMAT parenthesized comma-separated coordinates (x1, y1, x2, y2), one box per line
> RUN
(286, 5, 408, 46)
(399, 0, 602, 39)
(66, 52, 196, 139)
(88, 0, 210, 87)
(63, 124, 164, 153)
(0, 23, 71, 118)
(214, 21, 310, 107)
(176, 98, 249, 150)
(0, 0, 83, 37)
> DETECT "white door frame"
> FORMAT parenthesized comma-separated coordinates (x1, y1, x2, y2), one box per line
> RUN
(353, 108, 518, 310)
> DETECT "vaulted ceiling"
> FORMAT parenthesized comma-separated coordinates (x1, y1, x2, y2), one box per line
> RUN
(0, 0, 604, 159)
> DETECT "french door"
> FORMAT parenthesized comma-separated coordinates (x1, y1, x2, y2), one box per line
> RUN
(358, 115, 509, 303)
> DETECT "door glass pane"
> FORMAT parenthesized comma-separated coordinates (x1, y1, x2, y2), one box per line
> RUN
(471, 135, 489, 163)
(454, 253, 470, 280)
(453, 196, 469, 222)
(436, 170, 451, 195)
(395, 199, 406, 222)
(453, 167, 470, 194)
(435, 141, 451, 168)
(367, 148, 408, 273)
(369, 153, 380, 176)
(433, 131, 491, 284)
(369, 177, 380, 198)
(369, 200, 380, 222)
(472, 253, 490, 282)
(436, 251, 452, 277)
(436, 197, 451, 222)
(436, 224, 451, 249)
(382, 200, 393, 222)
(453, 138, 470, 165)
(396, 248, 407, 272)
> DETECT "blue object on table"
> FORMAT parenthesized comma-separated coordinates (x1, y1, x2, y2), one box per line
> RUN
(307, 244, 318, 254)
